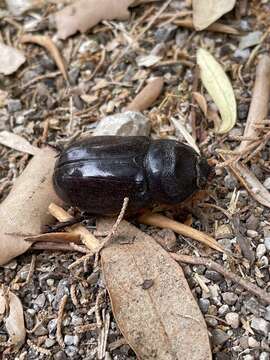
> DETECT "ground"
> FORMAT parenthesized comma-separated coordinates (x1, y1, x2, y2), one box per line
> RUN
(0, 0, 270, 359)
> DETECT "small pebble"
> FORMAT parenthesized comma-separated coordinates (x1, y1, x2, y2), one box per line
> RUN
(264, 306, 270, 321)
(7, 99, 22, 113)
(206, 317, 218, 327)
(222, 292, 238, 306)
(198, 298, 210, 314)
(260, 352, 270, 360)
(34, 324, 48, 336)
(256, 244, 266, 259)
(247, 230, 258, 238)
(233, 48, 250, 61)
(225, 312, 239, 329)
(205, 270, 223, 282)
(64, 335, 79, 346)
(93, 111, 150, 137)
(33, 293, 46, 308)
(65, 345, 78, 357)
(263, 178, 270, 190)
(45, 338, 56, 348)
(224, 174, 238, 191)
(251, 317, 270, 336)
(243, 355, 254, 360)
(248, 336, 259, 348)
(54, 350, 68, 360)
(211, 329, 230, 346)
(264, 237, 270, 251)
(218, 304, 229, 317)
(155, 24, 177, 42)
(71, 313, 83, 326)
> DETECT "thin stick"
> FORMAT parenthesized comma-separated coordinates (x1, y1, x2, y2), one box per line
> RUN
(88, 48, 106, 80)
(239, 55, 270, 152)
(171, 253, 270, 305)
(49, 203, 100, 251)
(173, 18, 239, 35)
(99, 198, 129, 250)
(56, 294, 68, 348)
(26, 232, 81, 243)
(138, 211, 225, 253)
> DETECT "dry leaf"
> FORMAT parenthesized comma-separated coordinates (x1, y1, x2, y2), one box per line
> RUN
(193, 0, 236, 30)
(99, 218, 212, 360)
(193, 91, 208, 116)
(21, 35, 68, 81)
(0, 43, 25, 75)
(230, 162, 270, 209)
(197, 48, 237, 134)
(0, 131, 39, 155)
(0, 288, 26, 350)
(126, 77, 164, 112)
(0, 148, 62, 265)
(54, 0, 133, 40)
(171, 117, 200, 155)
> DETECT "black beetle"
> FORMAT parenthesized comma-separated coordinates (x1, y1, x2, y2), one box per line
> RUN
(53, 136, 210, 215)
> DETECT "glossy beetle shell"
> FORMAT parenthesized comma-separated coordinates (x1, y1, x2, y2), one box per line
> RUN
(53, 136, 210, 215)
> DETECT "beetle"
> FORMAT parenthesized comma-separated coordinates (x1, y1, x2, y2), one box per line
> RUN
(53, 136, 210, 216)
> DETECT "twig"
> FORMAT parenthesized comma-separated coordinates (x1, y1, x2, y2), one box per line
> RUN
(21, 35, 68, 82)
(239, 55, 270, 152)
(171, 253, 270, 305)
(138, 211, 225, 253)
(25, 255, 36, 284)
(25, 232, 81, 243)
(56, 294, 68, 348)
(99, 198, 129, 250)
(70, 284, 78, 306)
(31, 242, 78, 251)
(88, 48, 106, 80)
(49, 203, 100, 251)
(68, 252, 93, 270)
(173, 18, 240, 35)
(75, 323, 97, 334)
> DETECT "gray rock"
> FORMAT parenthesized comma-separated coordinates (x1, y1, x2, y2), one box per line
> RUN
(93, 112, 150, 137)
(64, 335, 79, 346)
(256, 244, 266, 259)
(206, 317, 218, 327)
(71, 313, 83, 326)
(7, 99, 22, 113)
(225, 312, 240, 329)
(45, 338, 56, 348)
(33, 293, 46, 308)
(233, 49, 250, 61)
(264, 305, 270, 321)
(34, 324, 48, 336)
(53, 279, 69, 310)
(155, 24, 177, 42)
(264, 237, 270, 251)
(224, 174, 238, 191)
(218, 304, 229, 317)
(48, 318, 57, 336)
(260, 352, 270, 360)
(251, 317, 270, 336)
(248, 336, 259, 348)
(205, 270, 223, 282)
(244, 297, 266, 317)
(54, 350, 68, 360)
(243, 356, 254, 360)
(65, 345, 78, 357)
(222, 292, 238, 306)
(212, 329, 229, 346)
(247, 230, 258, 238)
(198, 298, 210, 314)
(263, 178, 270, 190)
